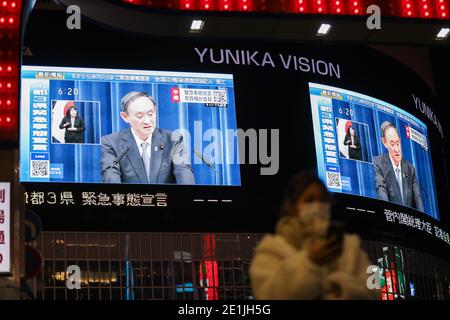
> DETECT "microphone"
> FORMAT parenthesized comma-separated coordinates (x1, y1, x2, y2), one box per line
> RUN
(107, 146, 129, 182)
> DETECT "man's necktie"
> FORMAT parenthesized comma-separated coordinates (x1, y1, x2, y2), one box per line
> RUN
(395, 167, 403, 204)
(141, 142, 150, 182)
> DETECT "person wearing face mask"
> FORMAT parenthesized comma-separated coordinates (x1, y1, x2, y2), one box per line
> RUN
(249, 172, 376, 300)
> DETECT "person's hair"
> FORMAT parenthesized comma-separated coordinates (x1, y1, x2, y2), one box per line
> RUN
(345, 125, 354, 138)
(380, 121, 398, 138)
(65, 106, 77, 118)
(121, 91, 157, 113)
(280, 171, 330, 217)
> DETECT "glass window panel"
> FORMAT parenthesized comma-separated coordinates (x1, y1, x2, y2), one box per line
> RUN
(142, 288, 152, 300)
(88, 234, 99, 260)
(44, 288, 54, 301)
(141, 262, 151, 287)
(152, 262, 162, 287)
(111, 289, 121, 300)
(65, 233, 76, 258)
(54, 289, 65, 300)
(150, 234, 162, 260)
(109, 234, 119, 260)
(101, 289, 111, 301)
(153, 288, 162, 300)
(76, 233, 88, 260)
(88, 289, 100, 300)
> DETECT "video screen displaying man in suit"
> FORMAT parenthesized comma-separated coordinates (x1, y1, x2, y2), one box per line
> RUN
(373, 121, 424, 211)
(310, 83, 439, 219)
(101, 91, 196, 184)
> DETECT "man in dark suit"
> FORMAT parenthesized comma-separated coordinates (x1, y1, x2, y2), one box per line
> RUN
(373, 121, 424, 211)
(101, 91, 195, 184)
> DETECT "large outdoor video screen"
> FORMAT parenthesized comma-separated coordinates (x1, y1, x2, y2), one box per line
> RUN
(20, 66, 240, 186)
(310, 83, 439, 220)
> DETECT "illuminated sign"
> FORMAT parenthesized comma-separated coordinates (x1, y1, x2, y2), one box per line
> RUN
(125, 0, 450, 20)
(24, 191, 168, 207)
(0, 183, 10, 274)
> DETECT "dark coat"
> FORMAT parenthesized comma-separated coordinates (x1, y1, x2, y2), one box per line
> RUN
(373, 153, 424, 212)
(100, 128, 195, 184)
(343, 132, 362, 160)
(59, 116, 85, 143)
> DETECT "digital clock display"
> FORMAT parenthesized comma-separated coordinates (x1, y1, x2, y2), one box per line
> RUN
(58, 88, 79, 96)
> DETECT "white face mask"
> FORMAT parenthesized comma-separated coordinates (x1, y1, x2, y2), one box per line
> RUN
(298, 202, 331, 238)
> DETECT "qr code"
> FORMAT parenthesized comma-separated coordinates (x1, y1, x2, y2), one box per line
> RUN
(30, 160, 50, 178)
(326, 171, 341, 188)
(213, 90, 227, 104)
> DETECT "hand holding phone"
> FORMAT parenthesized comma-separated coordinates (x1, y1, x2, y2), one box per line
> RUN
(307, 222, 346, 266)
